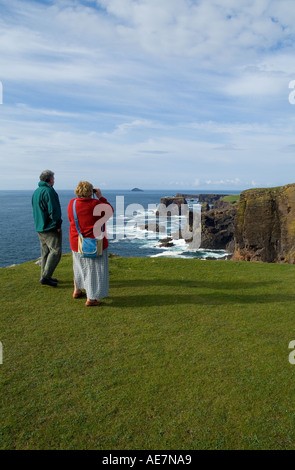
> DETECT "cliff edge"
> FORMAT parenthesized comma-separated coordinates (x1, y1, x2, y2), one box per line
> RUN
(232, 183, 295, 263)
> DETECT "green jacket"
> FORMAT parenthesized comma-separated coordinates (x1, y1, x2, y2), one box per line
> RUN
(32, 181, 62, 232)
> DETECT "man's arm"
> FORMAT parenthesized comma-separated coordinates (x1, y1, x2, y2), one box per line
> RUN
(45, 190, 62, 229)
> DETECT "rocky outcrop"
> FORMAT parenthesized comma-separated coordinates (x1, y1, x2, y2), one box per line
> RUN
(156, 194, 236, 252)
(156, 197, 188, 216)
(159, 237, 175, 247)
(213, 200, 234, 210)
(201, 202, 210, 212)
(156, 193, 237, 253)
(176, 193, 228, 204)
(157, 185, 295, 262)
(201, 207, 236, 252)
(168, 206, 235, 251)
(232, 184, 295, 263)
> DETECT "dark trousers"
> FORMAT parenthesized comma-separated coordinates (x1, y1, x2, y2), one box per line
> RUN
(37, 229, 62, 279)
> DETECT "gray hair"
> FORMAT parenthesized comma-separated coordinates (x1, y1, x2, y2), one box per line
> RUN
(39, 170, 54, 183)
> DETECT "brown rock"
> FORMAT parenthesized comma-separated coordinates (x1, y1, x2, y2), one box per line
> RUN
(232, 183, 295, 263)
(176, 193, 228, 204)
(159, 237, 175, 247)
(156, 197, 188, 216)
(201, 207, 236, 251)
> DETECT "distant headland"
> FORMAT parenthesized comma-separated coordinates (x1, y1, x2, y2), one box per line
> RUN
(131, 188, 144, 192)
(175, 193, 228, 203)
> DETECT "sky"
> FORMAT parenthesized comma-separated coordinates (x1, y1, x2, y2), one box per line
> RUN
(0, 0, 295, 190)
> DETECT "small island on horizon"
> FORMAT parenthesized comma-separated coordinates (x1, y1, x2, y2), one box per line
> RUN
(131, 187, 144, 192)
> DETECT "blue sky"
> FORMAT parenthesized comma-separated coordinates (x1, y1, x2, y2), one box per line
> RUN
(0, 0, 295, 190)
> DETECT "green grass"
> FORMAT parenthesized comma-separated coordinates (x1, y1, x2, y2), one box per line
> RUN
(221, 194, 240, 204)
(1, 254, 295, 450)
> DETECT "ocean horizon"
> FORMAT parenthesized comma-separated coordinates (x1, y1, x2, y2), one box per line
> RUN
(0, 189, 241, 268)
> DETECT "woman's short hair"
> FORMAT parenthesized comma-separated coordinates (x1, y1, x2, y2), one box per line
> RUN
(75, 181, 93, 198)
(40, 170, 54, 183)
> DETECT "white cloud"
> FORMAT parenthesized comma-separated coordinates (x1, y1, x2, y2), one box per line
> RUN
(95, 0, 295, 63)
(224, 71, 287, 96)
(103, 119, 164, 136)
(1, 0, 293, 85)
(0, 0, 295, 189)
(1, 101, 295, 190)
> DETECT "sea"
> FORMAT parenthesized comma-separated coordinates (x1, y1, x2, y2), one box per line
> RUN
(0, 189, 240, 268)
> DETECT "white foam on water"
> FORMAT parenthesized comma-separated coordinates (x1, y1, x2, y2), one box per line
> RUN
(150, 251, 187, 258)
(108, 203, 229, 261)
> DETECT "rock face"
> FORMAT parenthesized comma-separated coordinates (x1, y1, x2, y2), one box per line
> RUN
(201, 207, 236, 252)
(232, 184, 295, 263)
(159, 237, 175, 247)
(176, 193, 228, 204)
(156, 197, 188, 216)
(213, 200, 234, 210)
(156, 195, 236, 252)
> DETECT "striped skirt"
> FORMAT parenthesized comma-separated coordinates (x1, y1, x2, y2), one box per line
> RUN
(72, 249, 109, 300)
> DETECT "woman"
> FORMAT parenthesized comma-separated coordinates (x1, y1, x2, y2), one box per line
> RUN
(68, 181, 114, 307)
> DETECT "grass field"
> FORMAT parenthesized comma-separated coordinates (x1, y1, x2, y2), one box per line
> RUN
(1, 254, 295, 450)
(220, 194, 240, 204)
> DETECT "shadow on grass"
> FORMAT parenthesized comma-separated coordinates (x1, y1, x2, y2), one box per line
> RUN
(55, 282, 76, 289)
(108, 291, 295, 308)
(111, 279, 279, 290)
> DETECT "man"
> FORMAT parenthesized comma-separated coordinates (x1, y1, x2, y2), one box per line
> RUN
(32, 170, 62, 287)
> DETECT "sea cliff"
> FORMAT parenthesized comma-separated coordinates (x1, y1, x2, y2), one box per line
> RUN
(232, 183, 295, 263)
(157, 186, 295, 263)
